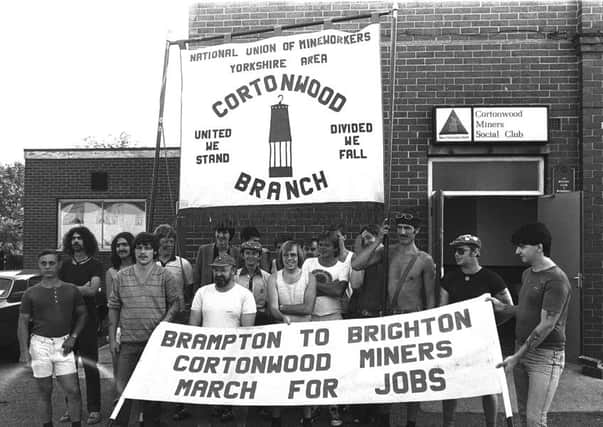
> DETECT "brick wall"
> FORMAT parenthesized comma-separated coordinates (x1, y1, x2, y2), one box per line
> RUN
(579, 0, 603, 359)
(186, 1, 580, 255)
(23, 150, 180, 270)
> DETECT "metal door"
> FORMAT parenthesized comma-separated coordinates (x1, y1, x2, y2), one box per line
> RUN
(538, 191, 583, 362)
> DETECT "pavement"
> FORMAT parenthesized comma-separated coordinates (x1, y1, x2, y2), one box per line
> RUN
(1, 344, 602, 426)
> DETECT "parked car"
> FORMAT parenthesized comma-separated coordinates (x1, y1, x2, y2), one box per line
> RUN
(0, 270, 42, 361)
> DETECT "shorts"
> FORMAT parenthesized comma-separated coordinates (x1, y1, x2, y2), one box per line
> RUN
(29, 334, 77, 378)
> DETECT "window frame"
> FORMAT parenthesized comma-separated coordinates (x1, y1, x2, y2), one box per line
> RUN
(57, 199, 147, 252)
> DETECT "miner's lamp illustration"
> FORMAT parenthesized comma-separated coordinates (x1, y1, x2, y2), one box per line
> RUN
(268, 95, 293, 178)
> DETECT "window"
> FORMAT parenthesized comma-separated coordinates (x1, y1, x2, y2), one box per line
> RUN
(58, 200, 146, 251)
(0, 278, 12, 299)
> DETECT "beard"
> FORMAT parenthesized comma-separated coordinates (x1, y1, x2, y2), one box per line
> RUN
(215, 275, 229, 287)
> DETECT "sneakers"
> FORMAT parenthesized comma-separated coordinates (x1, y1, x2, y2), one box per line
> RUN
(86, 411, 102, 425)
(329, 406, 343, 427)
(172, 407, 191, 421)
(301, 418, 313, 427)
(58, 411, 71, 423)
(220, 407, 234, 422)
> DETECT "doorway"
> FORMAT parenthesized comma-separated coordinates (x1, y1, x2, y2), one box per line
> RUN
(431, 192, 583, 362)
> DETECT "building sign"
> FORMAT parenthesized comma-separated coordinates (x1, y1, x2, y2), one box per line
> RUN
(110, 296, 510, 416)
(434, 106, 548, 144)
(179, 24, 384, 208)
(552, 165, 575, 193)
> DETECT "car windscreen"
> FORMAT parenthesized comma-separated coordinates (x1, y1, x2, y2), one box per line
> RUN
(0, 278, 13, 298)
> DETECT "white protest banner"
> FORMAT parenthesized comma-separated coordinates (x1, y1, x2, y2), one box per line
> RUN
(178, 24, 383, 208)
(111, 295, 512, 419)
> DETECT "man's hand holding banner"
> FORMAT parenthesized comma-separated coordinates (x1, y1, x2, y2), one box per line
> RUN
(111, 295, 513, 419)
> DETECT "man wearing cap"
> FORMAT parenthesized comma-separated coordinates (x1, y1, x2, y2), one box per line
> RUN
(440, 234, 513, 427)
(235, 240, 272, 325)
(194, 222, 240, 291)
(189, 254, 257, 427)
(352, 212, 436, 427)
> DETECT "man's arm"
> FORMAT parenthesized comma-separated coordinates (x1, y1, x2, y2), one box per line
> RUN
(439, 288, 449, 306)
(108, 307, 120, 356)
(77, 275, 101, 297)
(498, 308, 562, 370)
(17, 312, 31, 365)
(281, 274, 317, 316)
(189, 309, 202, 326)
(422, 255, 436, 309)
(488, 297, 518, 324)
(163, 271, 182, 322)
(241, 313, 256, 327)
(351, 220, 388, 270)
(63, 304, 88, 355)
(267, 273, 288, 323)
(494, 288, 513, 305)
(316, 279, 347, 298)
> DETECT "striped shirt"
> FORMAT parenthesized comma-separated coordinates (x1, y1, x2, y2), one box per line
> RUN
(108, 264, 180, 343)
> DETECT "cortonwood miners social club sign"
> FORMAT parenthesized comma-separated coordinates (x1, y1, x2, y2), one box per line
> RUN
(110, 296, 510, 414)
(178, 24, 384, 208)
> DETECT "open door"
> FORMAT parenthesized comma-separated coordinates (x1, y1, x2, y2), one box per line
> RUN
(538, 191, 583, 362)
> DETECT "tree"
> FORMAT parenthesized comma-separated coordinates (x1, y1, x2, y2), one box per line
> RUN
(0, 162, 24, 255)
(79, 131, 139, 149)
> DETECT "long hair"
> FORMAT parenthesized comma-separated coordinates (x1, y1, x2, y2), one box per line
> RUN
(279, 240, 305, 270)
(62, 226, 99, 257)
(110, 232, 135, 270)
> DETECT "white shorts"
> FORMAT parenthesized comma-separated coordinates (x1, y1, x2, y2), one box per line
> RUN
(29, 334, 77, 378)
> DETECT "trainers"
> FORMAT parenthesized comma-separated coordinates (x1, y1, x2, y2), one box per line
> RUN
(271, 417, 282, 427)
(301, 418, 312, 427)
(220, 408, 234, 422)
(86, 411, 102, 425)
(172, 407, 191, 421)
(329, 406, 343, 427)
(59, 411, 71, 423)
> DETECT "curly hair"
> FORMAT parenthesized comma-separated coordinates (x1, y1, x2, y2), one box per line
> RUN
(62, 226, 99, 256)
(110, 232, 135, 270)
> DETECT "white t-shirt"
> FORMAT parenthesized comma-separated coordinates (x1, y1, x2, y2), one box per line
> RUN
(157, 256, 194, 293)
(191, 283, 257, 328)
(301, 257, 350, 316)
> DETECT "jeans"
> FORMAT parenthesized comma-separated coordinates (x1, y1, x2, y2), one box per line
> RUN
(75, 310, 101, 413)
(513, 347, 564, 427)
(114, 342, 161, 427)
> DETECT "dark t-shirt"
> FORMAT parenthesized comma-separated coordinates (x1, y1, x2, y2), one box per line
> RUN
(20, 282, 85, 338)
(349, 262, 385, 314)
(441, 268, 507, 304)
(59, 256, 103, 313)
(515, 266, 571, 350)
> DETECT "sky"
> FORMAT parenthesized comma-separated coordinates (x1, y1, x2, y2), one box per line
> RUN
(0, 1, 190, 165)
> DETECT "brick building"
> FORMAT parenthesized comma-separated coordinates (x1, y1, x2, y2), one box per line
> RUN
(24, 1, 603, 358)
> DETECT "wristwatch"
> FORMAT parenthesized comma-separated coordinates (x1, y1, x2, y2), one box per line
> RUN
(70, 334, 78, 340)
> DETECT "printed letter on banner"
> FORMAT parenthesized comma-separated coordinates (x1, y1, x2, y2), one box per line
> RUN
(178, 24, 383, 208)
(112, 295, 509, 410)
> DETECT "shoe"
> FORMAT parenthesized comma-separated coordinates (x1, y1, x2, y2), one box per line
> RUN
(271, 417, 282, 427)
(172, 407, 191, 421)
(220, 408, 234, 422)
(86, 411, 102, 425)
(301, 418, 312, 427)
(329, 406, 343, 427)
(59, 411, 71, 423)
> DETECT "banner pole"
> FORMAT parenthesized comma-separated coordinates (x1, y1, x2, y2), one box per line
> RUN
(381, 2, 398, 316)
(148, 39, 171, 230)
(108, 394, 127, 423)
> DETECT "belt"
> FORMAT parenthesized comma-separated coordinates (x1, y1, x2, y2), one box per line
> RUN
(31, 334, 69, 343)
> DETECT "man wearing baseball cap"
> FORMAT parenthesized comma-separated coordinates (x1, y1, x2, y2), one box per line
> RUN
(189, 253, 256, 426)
(440, 234, 513, 427)
(235, 240, 271, 325)
(351, 212, 436, 427)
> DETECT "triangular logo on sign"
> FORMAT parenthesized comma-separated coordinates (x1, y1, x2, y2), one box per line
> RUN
(439, 110, 468, 135)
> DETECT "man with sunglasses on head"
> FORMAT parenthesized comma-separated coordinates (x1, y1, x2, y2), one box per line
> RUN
(352, 212, 436, 427)
(440, 234, 513, 427)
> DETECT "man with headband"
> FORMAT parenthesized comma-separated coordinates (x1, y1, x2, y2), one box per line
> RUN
(351, 212, 436, 427)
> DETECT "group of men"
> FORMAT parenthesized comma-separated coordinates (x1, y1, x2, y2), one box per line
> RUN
(18, 213, 570, 427)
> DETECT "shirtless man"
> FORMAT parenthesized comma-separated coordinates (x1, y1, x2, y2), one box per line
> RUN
(351, 212, 436, 427)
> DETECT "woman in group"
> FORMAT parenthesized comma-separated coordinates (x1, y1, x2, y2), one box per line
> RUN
(268, 240, 316, 427)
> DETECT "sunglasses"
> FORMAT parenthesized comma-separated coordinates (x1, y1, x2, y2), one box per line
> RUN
(454, 247, 471, 255)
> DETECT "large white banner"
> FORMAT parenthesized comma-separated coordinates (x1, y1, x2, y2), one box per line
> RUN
(178, 24, 384, 208)
(111, 296, 511, 417)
